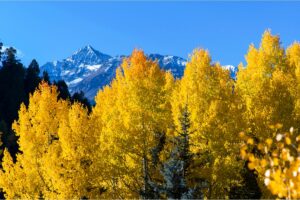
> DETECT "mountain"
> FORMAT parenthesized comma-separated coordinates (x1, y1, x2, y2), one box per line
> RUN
(40, 45, 237, 102)
(41, 45, 111, 87)
(222, 65, 237, 79)
(148, 54, 187, 78)
(70, 55, 124, 100)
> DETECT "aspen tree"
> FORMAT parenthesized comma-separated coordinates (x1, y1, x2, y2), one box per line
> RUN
(93, 50, 174, 198)
(172, 49, 243, 198)
(236, 30, 294, 139)
(0, 83, 68, 198)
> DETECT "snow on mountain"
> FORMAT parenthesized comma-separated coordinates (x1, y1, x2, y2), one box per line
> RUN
(70, 56, 124, 100)
(222, 65, 238, 79)
(67, 45, 111, 66)
(148, 54, 186, 78)
(40, 45, 111, 87)
(40, 46, 237, 102)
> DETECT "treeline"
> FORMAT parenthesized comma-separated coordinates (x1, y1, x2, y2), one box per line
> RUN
(0, 43, 91, 159)
(0, 30, 300, 199)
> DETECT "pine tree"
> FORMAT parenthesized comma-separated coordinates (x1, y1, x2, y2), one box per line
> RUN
(24, 59, 41, 105)
(0, 47, 26, 157)
(71, 91, 91, 112)
(42, 71, 50, 83)
(0, 42, 3, 60)
(53, 80, 70, 100)
(163, 105, 204, 199)
(0, 47, 26, 125)
(141, 105, 205, 199)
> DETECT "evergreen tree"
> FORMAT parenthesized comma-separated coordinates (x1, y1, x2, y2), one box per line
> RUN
(0, 121, 4, 155)
(42, 71, 50, 83)
(0, 42, 3, 60)
(24, 59, 41, 105)
(229, 165, 262, 199)
(162, 105, 195, 199)
(71, 91, 91, 112)
(142, 105, 205, 199)
(0, 47, 26, 124)
(0, 47, 25, 157)
(53, 80, 70, 100)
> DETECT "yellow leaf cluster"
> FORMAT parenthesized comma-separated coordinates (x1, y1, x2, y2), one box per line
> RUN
(1, 30, 300, 199)
(241, 126, 300, 199)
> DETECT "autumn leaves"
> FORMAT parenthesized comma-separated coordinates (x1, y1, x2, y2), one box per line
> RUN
(1, 31, 300, 199)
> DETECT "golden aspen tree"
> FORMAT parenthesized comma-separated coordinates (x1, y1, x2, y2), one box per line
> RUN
(172, 49, 243, 198)
(236, 30, 295, 140)
(92, 50, 174, 198)
(287, 42, 300, 121)
(42, 103, 105, 199)
(0, 82, 105, 199)
(236, 31, 298, 197)
(0, 82, 68, 198)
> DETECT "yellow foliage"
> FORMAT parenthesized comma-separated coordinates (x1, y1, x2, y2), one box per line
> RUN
(241, 126, 300, 199)
(92, 49, 174, 198)
(0, 82, 105, 199)
(236, 30, 295, 141)
(1, 30, 300, 199)
(171, 49, 243, 198)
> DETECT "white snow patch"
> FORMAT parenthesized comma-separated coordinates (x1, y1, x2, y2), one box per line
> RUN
(86, 64, 101, 71)
(105, 66, 110, 72)
(68, 78, 83, 85)
(61, 70, 71, 75)
(165, 55, 174, 60)
(53, 60, 58, 66)
(222, 65, 235, 71)
(163, 56, 173, 63)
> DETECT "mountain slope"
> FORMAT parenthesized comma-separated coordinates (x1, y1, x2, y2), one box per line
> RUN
(41, 45, 111, 87)
(41, 46, 236, 101)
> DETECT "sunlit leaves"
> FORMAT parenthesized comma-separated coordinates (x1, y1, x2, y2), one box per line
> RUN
(92, 49, 173, 198)
(0, 30, 300, 199)
(0, 82, 105, 199)
(241, 125, 300, 199)
(171, 49, 243, 198)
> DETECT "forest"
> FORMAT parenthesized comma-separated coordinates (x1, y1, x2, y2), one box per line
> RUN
(0, 30, 300, 199)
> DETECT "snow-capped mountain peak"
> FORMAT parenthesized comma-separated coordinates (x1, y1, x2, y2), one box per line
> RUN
(40, 46, 113, 88)
(67, 45, 111, 65)
(41, 46, 237, 102)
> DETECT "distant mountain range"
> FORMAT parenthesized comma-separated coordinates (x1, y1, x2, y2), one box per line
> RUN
(40, 45, 237, 101)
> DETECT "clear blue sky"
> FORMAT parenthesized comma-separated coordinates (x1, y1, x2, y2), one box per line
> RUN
(0, 2, 300, 67)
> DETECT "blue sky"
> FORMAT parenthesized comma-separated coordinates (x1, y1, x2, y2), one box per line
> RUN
(0, 2, 300, 66)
